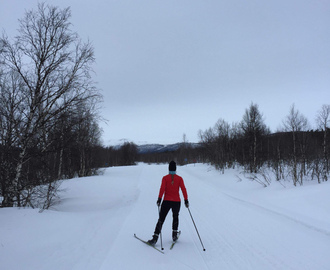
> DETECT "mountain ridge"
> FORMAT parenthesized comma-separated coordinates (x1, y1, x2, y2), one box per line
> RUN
(137, 142, 200, 154)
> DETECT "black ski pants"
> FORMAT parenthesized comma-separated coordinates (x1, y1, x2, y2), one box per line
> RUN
(154, 200, 181, 235)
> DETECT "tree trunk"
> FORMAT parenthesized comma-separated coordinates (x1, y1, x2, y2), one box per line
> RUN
(323, 129, 328, 181)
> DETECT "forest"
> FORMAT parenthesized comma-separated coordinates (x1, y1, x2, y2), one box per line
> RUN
(137, 103, 330, 188)
(1, 4, 329, 209)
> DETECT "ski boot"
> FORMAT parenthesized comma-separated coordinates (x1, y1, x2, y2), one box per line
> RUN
(147, 234, 159, 246)
(172, 230, 179, 242)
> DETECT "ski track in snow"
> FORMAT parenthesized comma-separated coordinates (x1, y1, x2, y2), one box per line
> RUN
(1, 163, 330, 270)
(179, 165, 330, 270)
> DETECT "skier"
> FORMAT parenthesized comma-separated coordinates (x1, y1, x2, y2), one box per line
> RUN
(148, 160, 189, 246)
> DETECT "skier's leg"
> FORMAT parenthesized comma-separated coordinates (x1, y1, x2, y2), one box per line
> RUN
(171, 201, 181, 241)
(154, 201, 171, 235)
(172, 201, 181, 231)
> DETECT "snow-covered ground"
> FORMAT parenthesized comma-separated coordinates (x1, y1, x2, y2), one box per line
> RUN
(1, 163, 330, 270)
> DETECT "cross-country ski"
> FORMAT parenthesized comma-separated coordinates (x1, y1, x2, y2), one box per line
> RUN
(134, 234, 164, 254)
(170, 231, 181, 250)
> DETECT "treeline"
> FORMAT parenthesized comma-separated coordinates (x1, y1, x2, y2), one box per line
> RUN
(197, 103, 330, 186)
(138, 143, 201, 166)
(99, 142, 139, 167)
(137, 103, 330, 188)
(97, 142, 197, 167)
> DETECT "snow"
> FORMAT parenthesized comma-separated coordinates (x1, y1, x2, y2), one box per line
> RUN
(1, 163, 330, 270)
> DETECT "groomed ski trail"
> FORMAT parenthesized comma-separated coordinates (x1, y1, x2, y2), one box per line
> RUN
(99, 164, 209, 270)
(98, 163, 329, 270)
(179, 164, 330, 270)
(3, 163, 329, 270)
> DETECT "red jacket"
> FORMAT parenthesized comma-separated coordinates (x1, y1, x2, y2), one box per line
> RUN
(158, 174, 188, 202)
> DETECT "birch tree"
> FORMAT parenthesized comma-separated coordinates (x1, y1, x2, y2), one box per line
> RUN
(0, 3, 98, 207)
(241, 103, 269, 173)
(283, 104, 309, 186)
(316, 104, 330, 182)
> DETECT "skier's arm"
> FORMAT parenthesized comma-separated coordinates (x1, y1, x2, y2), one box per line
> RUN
(157, 177, 166, 200)
(180, 178, 188, 201)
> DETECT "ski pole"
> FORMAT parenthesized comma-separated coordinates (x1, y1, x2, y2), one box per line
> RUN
(187, 207, 206, 251)
(158, 205, 164, 250)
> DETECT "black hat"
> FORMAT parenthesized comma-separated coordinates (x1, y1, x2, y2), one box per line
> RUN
(169, 161, 176, 172)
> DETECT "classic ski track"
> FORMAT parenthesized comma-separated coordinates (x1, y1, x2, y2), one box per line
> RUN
(220, 191, 330, 237)
(180, 166, 307, 269)
(98, 164, 330, 270)
(184, 191, 295, 270)
(182, 165, 330, 237)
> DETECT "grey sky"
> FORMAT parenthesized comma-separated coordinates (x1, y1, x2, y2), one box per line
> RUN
(1, 0, 330, 145)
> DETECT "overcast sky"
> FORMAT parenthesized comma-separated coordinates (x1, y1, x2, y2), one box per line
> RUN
(1, 0, 330, 145)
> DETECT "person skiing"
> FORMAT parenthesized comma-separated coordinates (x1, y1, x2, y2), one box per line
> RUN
(148, 160, 189, 246)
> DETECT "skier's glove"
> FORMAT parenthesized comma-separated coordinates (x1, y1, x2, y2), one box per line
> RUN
(185, 200, 189, 208)
(157, 198, 162, 206)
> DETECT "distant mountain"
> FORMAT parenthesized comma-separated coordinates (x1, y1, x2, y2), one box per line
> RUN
(137, 142, 200, 154)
